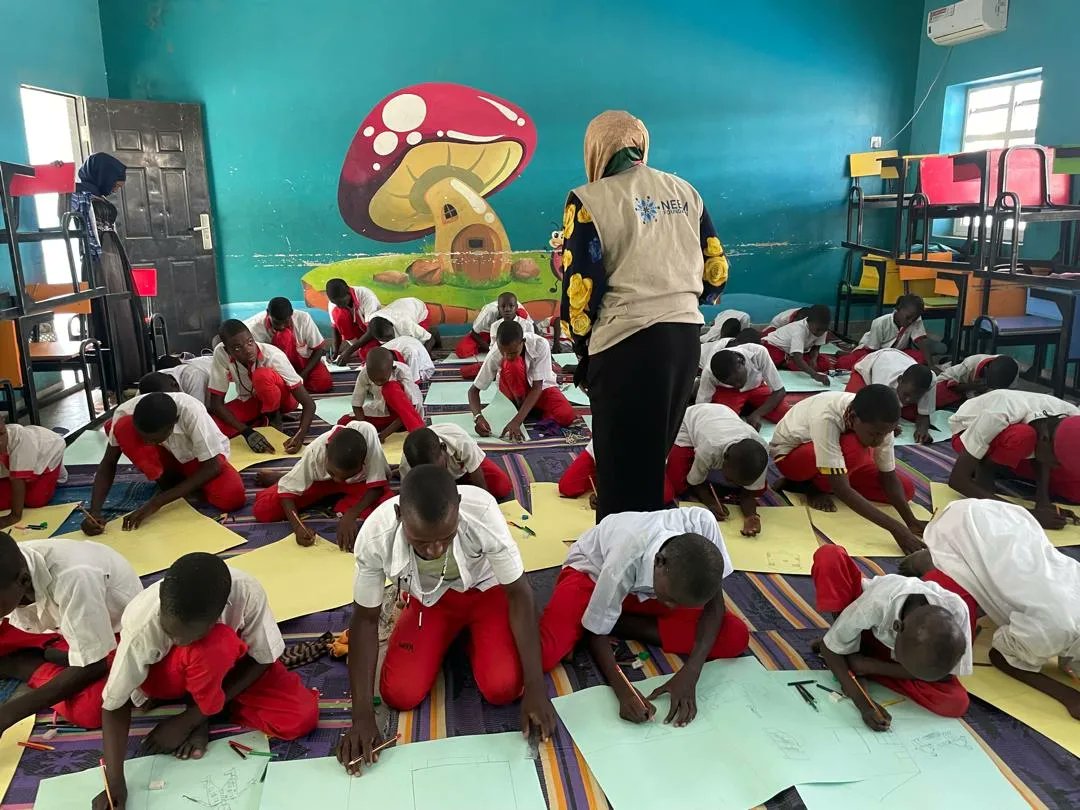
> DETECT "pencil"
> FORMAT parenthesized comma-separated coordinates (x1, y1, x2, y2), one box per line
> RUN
(613, 662, 652, 718)
(17, 741, 54, 751)
(588, 476, 597, 497)
(347, 732, 402, 767)
(99, 758, 115, 810)
(847, 670, 885, 723)
(228, 741, 247, 759)
(708, 483, 721, 508)
(78, 506, 106, 531)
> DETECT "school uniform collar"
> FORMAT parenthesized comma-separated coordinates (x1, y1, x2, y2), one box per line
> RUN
(387, 522, 476, 591)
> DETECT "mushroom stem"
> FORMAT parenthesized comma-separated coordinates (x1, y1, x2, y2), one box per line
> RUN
(423, 177, 511, 283)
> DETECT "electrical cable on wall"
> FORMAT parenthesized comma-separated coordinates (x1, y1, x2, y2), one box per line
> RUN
(884, 47, 954, 146)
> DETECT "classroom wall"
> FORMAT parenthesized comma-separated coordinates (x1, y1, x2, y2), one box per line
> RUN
(98, 0, 923, 315)
(0, 0, 108, 291)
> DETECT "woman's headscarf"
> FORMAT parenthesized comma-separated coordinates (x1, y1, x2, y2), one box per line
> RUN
(76, 153, 127, 197)
(583, 110, 650, 183)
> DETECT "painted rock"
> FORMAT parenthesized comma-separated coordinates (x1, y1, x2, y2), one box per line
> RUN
(408, 259, 443, 285)
(511, 258, 540, 280)
(373, 271, 409, 287)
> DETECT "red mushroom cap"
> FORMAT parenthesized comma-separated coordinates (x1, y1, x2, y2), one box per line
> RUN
(338, 83, 537, 242)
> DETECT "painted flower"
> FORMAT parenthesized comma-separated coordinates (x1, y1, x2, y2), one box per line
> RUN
(705, 236, 725, 257)
(563, 249, 573, 271)
(560, 319, 572, 335)
(577, 206, 593, 224)
(567, 274, 593, 310)
(563, 203, 576, 240)
(704, 255, 729, 286)
(570, 311, 592, 336)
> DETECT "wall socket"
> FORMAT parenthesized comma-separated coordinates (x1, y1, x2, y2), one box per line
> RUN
(870, 135, 883, 148)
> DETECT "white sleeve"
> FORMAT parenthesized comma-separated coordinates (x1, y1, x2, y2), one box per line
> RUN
(359, 288, 381, 319)
(472, 304, 495, 333)
(526, 338, 553, 385)
(458, 436, 486, 474)
(472, 500, 525, 585)
(400, 320, 432, 343)
(686, 442, 718, 487)
(992, 612, 1068, 673)
(356, 421, 389, 484)
(823, 589, 884, 656)
(582, 562, 637, 636)
(298, 313, 326, 349)
(56, 573, 118, 667)
(277, 444, 319, 495)
(789, 325, 808, 355)
(872, 435, 897, 472)
(686, 508, 733, 577)
(100, 631, 156, 711)
(239, 587, 286, 663)
(269, 349, 303, 388)
(696, 372, 718, 405)
(909, 318, 928, 341)
(351, 372, 372, 408)
(918, 382, 936, 418)
(352, 531, 390, 609)
(207, 349, 231, 395)
(473, 352, 500, 391)
(757, 350, 784, 391)
(859, 318, 885, 350)
(182, 406, 228, 463)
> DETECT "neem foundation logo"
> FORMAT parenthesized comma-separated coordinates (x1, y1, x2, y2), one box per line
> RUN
(634, 196, 688, 224)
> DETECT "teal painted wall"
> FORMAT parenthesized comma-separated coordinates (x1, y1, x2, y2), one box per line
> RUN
(98, 0, 923, 306)
(0, 0, 108, 291)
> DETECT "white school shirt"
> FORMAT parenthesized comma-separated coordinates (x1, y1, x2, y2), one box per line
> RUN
(762, 318, 825, 355)
(161, 356, 213, 404)
(769, 308, 801, 329)
(10, 541, 143, 667)
(769, 391, 896, 475)
(472, 301, 535, 335)
(382, 335, 435, 383)
(925, 499, 1080, 672)
(857, 312, 928, 351)
(207, 342, 302, 402)
(699, 338, 733, 371)
(488, 315, 536, 341)
(937, 354, 1000, 386)
(278, 421, 389, 496)
(352, 487, 524, 609)
(370, 297, 431, 343)
(101, 570, 284, 711)
(108, 392, 229, 464)
(398, 423, 486, 480)
(948, 390, 1079, 460)
(823, 573, 973, 676)
(674, 404, 769, 490)
(473, 332, 557, 392)
(697, 344, 784, 405)
(701, 309, 752, 343)
(327, 285, 381, 328)
(564, 507, 733, 635)
(0, 423, 65, 478)
(853, 348, 935, 417)
(350, 362, 425, 418)
(243, 310, 326, 359)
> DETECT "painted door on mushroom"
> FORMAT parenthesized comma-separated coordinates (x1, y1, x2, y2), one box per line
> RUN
(305, 82, 553, 327)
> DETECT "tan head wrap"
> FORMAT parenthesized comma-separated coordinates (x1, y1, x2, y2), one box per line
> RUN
(583, 110, 650, 183)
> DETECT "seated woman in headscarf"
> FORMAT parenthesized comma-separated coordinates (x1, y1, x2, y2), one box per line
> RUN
(69, 153, 127, 258)
(560, 111, 729, 520)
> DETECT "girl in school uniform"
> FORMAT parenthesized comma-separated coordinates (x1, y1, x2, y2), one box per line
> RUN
(253, 420, 392, 550)
(948, 389, 1080, 528)
(0, 421, 66, 530)
(345, 347, 425, 438)
(207, 320, 316, 454)
(700, 309, 752, 344)
(766, 306, 807, 332)
(244, 297, 332, 393)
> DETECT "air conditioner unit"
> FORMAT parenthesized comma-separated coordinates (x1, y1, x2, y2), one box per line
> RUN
(928, 0, 1008, 45)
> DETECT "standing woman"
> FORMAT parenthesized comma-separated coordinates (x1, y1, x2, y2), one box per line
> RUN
(561, 111, 729, 519)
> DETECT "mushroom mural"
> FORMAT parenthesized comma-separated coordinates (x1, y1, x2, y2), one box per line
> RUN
(338, 83, 537, 283)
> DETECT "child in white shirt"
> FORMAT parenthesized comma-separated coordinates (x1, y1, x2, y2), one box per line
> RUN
(762, 304, 831, 384)
(347, 347, 425, 438)
(401, 425, 512, 500)
(244, 298, 331, 393)
(848, 348, 936, 444)
(326, 278, 381, 358)
(697, 344, 786, 428)
(700, 309, 751, 344)
(935, 354, 1018, 409)
(0, 421, 66, 530)
(456, 292, 536, 359)
(837, 294, 929, 371)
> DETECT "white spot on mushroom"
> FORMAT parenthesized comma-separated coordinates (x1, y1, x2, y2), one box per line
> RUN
(517, 118, 525, 126)
(382, 94, 426, 133)
(446, 130, 501, 143)
(449, 178, 488, 214)
(406, 131, 422, 146)
(484, 212, 495, 223)
(373, 131, 398, 156)
(362, 126, 375, 137)
(373, 162, 381, 171)
(437, 130, 444, 138)
(477, 95, 518, 122)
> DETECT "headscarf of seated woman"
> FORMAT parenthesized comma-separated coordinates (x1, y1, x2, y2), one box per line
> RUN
(583, 110, 650, 183)
(77, 153, 127, 197)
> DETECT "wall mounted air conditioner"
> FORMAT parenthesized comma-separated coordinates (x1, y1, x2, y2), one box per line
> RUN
(928, 0, 1008, 45)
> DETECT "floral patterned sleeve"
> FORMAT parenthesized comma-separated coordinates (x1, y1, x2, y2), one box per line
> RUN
(700, 205, 729, 303)
(559, 192, 606, 357)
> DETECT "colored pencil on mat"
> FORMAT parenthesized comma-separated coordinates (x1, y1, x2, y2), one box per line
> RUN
(17, 741, 54, 751)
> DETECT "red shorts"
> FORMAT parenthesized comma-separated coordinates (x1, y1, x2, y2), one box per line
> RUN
(774, 432, 915, 502)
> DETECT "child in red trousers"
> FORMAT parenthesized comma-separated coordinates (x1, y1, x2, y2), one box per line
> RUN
(696, 344, 787, 428)
(455, 292, 536, 359)
(836, 295, 929, 371)
(345, 347, 425, 438)
(326, 278, 381, 361)
(761, 303, 831, 384)
(245, 297, 332, 393)
(0, 421, 66, 530)
(935, 354, 1017, 409)
(401, 425, 512, 500)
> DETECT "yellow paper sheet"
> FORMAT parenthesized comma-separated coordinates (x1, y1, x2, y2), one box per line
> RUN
(227, 536, 355, 620)
(0, 715, 35, 799)
(228, 427, 296, 471)
(961, 623, 1080, 757)
(7, 502, 78, 541)
(499, 498, 576, 573)
(381, 432, 406, 466)
(528, 481, 597, 541)
(796, 496, 932, 557)
(724, 506, 820, 575)
(57, 499, 246, 576)
(931, 482, 1080, 548)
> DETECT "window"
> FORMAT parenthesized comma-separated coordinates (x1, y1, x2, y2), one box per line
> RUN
(441, 203, 458, 223)
(953, 74, 1043, 239)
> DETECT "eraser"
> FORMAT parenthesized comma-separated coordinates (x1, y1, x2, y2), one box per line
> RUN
(41, 729, 57, 741)
(631, 659, 644, 670)
(149, 780, 165, 790)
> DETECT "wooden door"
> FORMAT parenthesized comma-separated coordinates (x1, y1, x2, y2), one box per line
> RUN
(84, 98, 220, 353)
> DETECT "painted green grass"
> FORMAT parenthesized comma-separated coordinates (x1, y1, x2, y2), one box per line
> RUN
(300, 251, 557, 310)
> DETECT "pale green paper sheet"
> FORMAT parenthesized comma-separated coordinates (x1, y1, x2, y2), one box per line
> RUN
(558, 383, 590, 405)
(325, 359, 356, 374)
(423, 382, 496, 406)
(893, 409, 953, 447)
(552, 352, 579, 366)
(63, 428, 131, 466)
(439, 352, 487, 364)
(430, 395, 530, 445)
(259, 732, 546, 810)
(34, 732, 269, 809)
(819, 343, 841, 355)
(777, 370, 849, 393)
(314, 395, 356, 425)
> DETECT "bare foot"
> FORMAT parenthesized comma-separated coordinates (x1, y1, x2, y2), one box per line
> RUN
(175, 719, 210, 760)
(807, 490, 837, 512)
(254, 469, 285, 487)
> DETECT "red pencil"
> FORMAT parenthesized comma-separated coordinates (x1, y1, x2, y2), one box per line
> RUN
(17, 741, 54, 751)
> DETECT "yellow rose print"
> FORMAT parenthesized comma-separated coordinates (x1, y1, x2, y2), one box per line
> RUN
(570, 311, 592, 336)
(563, 249, 573, 271)
(567, 274, 593, 309)
(560, 319, 571, 335)
(704, 255, 729, 286)
(705, 236, 725, 257)
(563, 204, 576, 240)
(577, 206, 593, 224)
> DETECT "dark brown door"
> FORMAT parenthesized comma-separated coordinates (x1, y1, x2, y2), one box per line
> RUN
(84, 98, 220, 353)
